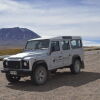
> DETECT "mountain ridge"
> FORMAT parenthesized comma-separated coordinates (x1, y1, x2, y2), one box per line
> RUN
(0, 27, 40, 49)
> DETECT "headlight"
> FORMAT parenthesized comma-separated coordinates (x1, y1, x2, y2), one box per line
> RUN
(23, 61, 27, 66)
(4, 61, 8, 66)
(5, 61, 8, 66)
(3, 61, 8, 68)
(22, 60, 29, 69)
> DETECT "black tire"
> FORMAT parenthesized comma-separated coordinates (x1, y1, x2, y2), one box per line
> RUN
(70, 59, 81, 74)
(6, 73, 20, 83)
(31, 65, 48, 85)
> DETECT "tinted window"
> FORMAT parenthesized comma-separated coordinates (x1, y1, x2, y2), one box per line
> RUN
(51, 41, 60, 52)
(71, 39, 82, 49)
(62, 40, 70, 50)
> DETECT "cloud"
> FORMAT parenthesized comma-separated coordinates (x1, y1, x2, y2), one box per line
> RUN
(0, 0, 100, 39)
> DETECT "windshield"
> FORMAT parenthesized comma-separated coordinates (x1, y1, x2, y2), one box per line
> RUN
(25, 39, 50, 50)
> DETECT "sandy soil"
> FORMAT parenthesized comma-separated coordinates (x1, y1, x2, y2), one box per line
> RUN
(0, 50, 100, 100)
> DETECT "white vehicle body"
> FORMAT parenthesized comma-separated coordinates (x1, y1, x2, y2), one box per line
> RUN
(1, 36, 84, 85)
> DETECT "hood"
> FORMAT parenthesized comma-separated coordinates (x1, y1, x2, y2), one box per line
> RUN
(8, 50, 48, 59)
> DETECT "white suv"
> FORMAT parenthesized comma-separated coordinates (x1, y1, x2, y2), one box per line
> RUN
(1, 36, 84, 85)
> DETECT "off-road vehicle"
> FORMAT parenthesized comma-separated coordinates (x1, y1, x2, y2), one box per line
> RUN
(1, 36, 84, 85)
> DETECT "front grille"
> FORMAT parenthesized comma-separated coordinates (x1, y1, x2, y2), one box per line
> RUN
(7, 61, 21, 69)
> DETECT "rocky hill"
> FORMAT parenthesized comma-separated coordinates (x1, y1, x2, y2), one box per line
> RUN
(0, 27, 40, 49)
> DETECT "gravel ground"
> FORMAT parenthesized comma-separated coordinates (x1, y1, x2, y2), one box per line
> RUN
(0, 50, 100, 100)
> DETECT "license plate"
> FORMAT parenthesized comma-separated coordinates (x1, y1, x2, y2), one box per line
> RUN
(10, 71, 17, 75)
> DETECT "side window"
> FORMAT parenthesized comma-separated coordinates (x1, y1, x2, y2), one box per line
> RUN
(78, 40, 82, 48)
(62, 40, 70, 50)
(71, 40, 77, 49)
(71, 39, 82, 49)
(51, 41, 60, 52)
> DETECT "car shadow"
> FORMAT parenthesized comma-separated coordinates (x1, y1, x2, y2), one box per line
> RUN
(7, 71, 100, 92)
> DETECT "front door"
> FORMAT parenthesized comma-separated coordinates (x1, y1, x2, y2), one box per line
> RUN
(50, 41, 63, 69)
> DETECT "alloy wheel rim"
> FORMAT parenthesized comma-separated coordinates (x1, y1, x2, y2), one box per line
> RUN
(36, 69, 46, 82)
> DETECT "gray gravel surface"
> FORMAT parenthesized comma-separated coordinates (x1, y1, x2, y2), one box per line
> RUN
(0, 50, 100, 100)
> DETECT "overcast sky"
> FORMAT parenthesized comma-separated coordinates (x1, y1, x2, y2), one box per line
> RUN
(0, 0, 100, 42)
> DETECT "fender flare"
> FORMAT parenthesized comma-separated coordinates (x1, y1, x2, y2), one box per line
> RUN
(32, 60, 48, 71)
(72, 55, 84, 68)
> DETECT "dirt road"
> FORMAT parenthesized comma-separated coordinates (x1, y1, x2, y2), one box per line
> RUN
(0, 50, 100, 100)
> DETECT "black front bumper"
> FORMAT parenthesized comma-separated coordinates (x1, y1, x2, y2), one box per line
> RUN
(1, 69, 32, 76)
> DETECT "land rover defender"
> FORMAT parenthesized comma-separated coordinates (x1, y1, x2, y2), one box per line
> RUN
(1, 36, 84, 85)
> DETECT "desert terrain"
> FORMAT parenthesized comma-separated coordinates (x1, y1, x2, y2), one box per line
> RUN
(0, 50, 100, 100)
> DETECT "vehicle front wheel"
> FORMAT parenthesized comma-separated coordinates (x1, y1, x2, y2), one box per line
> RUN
(6, 73, 21, 83)
(70, 59, 81, 74)
(31, 65, 48, 85)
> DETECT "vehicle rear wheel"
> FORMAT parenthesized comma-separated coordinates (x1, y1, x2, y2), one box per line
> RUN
(70, 59, 81, 74)
(31, 65, 48, 85)
(6, 73, 20, 83)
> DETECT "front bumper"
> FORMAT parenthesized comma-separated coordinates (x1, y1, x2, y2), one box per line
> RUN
(1, 69, 32, 76)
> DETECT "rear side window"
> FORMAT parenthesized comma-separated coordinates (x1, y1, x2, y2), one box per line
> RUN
(62, 40, 70, 50)
(71, 39, 82, 49)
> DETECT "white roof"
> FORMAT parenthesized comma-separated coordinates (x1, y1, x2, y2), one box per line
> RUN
(28, 36, 81, 41)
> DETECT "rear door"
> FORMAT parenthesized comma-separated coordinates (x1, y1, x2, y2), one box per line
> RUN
(61, 40, 72, 66)
(70, 39, 84, 61)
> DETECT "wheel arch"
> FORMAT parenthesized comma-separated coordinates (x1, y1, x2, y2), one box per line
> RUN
(32, 60, 48, 72)
(72, 55, 84, 68)
(72, 55, 81, 61)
